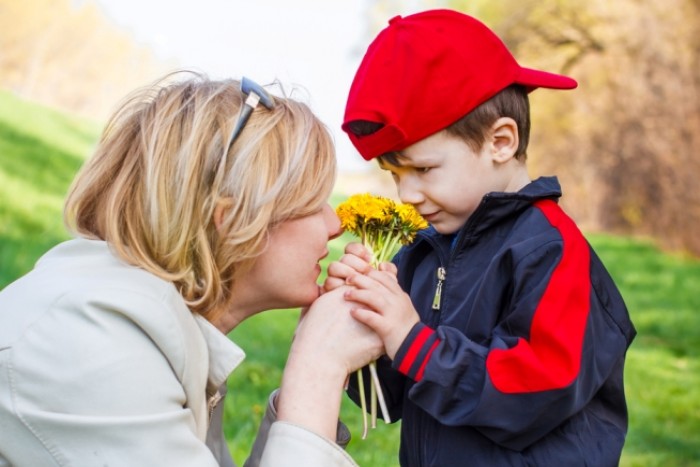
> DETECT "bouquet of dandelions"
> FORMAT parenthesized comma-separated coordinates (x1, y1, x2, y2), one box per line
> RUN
(336, 193, 428, 439)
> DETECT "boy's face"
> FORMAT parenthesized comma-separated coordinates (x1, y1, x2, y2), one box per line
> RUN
(380, 130, 509, 235)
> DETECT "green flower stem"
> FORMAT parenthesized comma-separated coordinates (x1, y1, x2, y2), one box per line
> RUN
(357, 230, 396, 436)
(370, 367, 377, 429)
(357, 368, 369, 439)
(369, 361, 391, 424)
(377, 234, 402, 264)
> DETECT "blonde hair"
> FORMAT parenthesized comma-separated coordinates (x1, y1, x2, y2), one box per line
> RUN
(64, 71, 337, 321)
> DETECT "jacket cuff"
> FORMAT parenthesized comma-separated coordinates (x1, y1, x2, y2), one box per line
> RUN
(392, 323, 440, 381)
(245, 389, 352, 467)
(259, 422, 358, 467)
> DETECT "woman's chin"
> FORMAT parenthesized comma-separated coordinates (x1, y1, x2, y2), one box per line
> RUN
(305, 284, 323, 303)
(290, 285, 323, 310)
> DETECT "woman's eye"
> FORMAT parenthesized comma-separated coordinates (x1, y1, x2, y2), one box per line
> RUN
(417, 167, 431, 174)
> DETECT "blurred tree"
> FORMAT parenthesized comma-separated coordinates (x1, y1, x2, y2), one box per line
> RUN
(361, 0, 700, 255)
(0, 0, 171, 119)
(487, 0, 700, 255)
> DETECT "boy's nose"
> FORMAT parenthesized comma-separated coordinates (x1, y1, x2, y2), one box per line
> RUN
(397, 177, 424, 205)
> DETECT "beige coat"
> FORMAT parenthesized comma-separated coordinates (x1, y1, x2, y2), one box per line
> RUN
(0, 239, 356, 466)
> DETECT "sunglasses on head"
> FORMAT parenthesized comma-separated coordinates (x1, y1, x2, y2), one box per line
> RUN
(210, 78, 275, 183)
(225, 77, 276, 152)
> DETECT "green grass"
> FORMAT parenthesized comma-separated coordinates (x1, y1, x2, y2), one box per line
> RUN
(1, 91, 698, 466)
(0, 89, 99, 287)
(588, 235, 700, 466)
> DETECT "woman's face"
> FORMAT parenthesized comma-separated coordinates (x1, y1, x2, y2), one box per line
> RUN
(237, 203, 342, 314)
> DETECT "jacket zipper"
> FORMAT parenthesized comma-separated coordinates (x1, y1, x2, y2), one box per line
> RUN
(431, 267, 447, 310)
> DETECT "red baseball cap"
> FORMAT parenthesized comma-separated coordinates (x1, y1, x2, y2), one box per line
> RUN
(342, 9, 578, 161)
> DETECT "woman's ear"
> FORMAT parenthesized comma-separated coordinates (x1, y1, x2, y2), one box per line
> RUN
(213, 197, 234, 231)
(489, 117, 519, 163)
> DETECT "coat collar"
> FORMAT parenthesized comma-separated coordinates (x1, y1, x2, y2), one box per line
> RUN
(193, 314, 246, 394)
(416, 176, 562, 248)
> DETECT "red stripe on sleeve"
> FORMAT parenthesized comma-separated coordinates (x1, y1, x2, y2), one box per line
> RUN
(398, 326, 433, 375)
(415, 340, 440, 381)
(486, 200, 591, 393)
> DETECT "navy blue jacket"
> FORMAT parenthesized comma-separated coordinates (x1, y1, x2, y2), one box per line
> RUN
(348, 177, 636, 466)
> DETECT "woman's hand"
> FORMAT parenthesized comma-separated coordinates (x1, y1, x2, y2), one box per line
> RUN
(277, 286, 383, 440)
(292, 286, 384, 374)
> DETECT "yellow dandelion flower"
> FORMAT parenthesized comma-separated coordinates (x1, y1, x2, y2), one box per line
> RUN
(336, 202, 359, 233)
(334, 193, 429, 439)
(396, 203, 429, 231)
(353, 193, 393, 225)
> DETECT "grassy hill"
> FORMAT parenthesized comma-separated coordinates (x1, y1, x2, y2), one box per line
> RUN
(0, 90, 100, 287)
(1, 91, 698, 466)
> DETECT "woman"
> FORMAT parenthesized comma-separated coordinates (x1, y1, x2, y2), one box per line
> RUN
(0, 71, 380, 466)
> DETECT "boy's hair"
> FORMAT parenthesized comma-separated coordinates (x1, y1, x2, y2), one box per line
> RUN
(342, 9, 575, 161)
(64, 70, 336, 321)
(447, 85, 530, 161)
(347, 84, 531, 164)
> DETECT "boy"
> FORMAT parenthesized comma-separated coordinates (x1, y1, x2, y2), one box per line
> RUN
(332, 9, 636, 466)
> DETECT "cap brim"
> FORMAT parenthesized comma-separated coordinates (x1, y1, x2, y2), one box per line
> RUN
(516, 67, 578, 91)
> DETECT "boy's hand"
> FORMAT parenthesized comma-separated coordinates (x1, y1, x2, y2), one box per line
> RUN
(343, 270, 419, 360)
(322, 242, 374, 292)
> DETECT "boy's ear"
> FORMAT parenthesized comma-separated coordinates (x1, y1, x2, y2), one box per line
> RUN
(489, 117, 519, 163)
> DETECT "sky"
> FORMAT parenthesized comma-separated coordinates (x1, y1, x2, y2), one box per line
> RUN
(93, 0, 402, 172)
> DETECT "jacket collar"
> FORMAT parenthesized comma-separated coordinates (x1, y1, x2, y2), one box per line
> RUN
(193, 314, 246, 393)
(416, 176, 562, 248)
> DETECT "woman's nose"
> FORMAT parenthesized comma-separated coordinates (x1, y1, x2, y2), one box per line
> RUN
(324, 204, 342, 240)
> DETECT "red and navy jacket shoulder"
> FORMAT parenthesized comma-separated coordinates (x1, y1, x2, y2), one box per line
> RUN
(347, 176, 636, 466)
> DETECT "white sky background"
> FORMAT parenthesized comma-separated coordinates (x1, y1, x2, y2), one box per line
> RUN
(93, 0, 385, 172)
